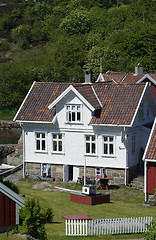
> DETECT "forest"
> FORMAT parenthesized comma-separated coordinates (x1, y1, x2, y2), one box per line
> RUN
(0, 0, 155, 111)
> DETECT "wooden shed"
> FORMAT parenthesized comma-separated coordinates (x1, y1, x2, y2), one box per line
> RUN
(0, 182, 24, 232)
(143, 117, 156, 201)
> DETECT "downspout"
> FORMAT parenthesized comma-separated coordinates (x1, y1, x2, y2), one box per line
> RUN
(22, 126, 25, 178)
(124, 127, 128, 186)
(144, 160, 147, 201)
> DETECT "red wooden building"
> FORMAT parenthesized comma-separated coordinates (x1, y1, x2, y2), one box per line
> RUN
(0, 182, 24, 232)
(143, 117, 156, 201)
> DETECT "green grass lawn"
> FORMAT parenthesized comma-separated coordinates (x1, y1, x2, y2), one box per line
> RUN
(1, 180, 155, 240)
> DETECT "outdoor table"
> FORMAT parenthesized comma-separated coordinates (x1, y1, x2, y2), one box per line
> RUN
(95, 176, 114, 190)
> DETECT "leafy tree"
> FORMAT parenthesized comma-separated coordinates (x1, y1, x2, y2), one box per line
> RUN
(59, 10, 92, 35)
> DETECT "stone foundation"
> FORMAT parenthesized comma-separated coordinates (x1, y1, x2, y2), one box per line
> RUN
(51, 164, 63, 180)
(24, 162, 140, 186)
(25, 162, 63, 181)
(25, 162, 41, 176)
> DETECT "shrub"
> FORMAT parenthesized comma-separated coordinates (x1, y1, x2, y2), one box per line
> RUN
(144, 217, 156, 240)
(19, 198, 54, 239)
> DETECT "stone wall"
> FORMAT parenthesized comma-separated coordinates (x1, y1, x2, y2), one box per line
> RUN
(25, 162, 41, 176)
(51, 164, 63, 180)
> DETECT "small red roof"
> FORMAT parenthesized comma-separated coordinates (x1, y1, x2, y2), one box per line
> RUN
(62, 214, 92, 220)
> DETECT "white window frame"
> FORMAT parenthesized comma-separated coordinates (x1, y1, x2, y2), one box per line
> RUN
(35, 132, 47, 153)
(66, 104, 82, 123)
(85, 135, 97, 155)
(103, 135, 115, 157)
(52, 133, 64, 154)
(95, 168, 106, 177)
(132, 135, 136, 154)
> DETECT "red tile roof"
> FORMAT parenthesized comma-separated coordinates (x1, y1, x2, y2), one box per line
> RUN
(90, 83, 146, 125)
(14, 81, 147, 126)
(144, 118, 156, 161)
(100, 71, 156, 85)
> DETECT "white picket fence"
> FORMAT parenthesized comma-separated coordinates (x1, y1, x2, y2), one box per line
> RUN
(65, 216, 153, 236)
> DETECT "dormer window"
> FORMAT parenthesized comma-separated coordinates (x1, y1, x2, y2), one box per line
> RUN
(66, 104, 82, 123)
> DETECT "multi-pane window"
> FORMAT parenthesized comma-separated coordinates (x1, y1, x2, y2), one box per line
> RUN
(103, 136, 114, 155)
(86, 135, 96, 154)
(132, 135, 136, 154)
(66, 104, 81, 122)
(36, 133, 46, 151)
(52, 134, 63, 152)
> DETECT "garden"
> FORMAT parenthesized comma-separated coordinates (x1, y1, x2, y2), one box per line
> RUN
(0, 178, 155, 240)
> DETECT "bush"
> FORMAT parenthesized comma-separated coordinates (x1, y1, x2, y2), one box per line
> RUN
(19, 198, 54, 239)
(144, 218, 156, 240)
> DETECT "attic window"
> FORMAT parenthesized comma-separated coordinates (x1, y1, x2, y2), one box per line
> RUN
(66, 104, 82, 123)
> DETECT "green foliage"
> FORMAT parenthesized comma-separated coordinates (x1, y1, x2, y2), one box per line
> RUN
(60, 10, 92, 35)
(0, 0, 156, 111)
(144, 218, 156, 240)
(19, 198, 53, 239)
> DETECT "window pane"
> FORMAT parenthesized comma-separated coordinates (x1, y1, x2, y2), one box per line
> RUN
(42, 133, 45, 138)
(42, 140, 45, 150)
(110, 144, 114, 154)
(37, 140, 40, 150)
(53, 141, 57, 151)
(92, 143, 95, 153)
(86, 143, 90, 153)
(53, 134, 57, 139)
(67, 106, 70, 110)
(59, 141, 62, 151)
(72, 112, 75, 121)
(104, 144, 108, 154)
(72, 106, 75, 110)
(77, 112, 80, 121)
(92, 136, 95, 141)
(58, 134, 62, 139)
(69, 112, 71, 121)
(110, 137, 113, 142)
(86, 136, 90, 141)
(36, 133, 40, 138)
(77, 106, 80, 110)
(104, 137, 108, 142)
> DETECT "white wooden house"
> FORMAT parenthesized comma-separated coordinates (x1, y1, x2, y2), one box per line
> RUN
(13, 72, 156, 185)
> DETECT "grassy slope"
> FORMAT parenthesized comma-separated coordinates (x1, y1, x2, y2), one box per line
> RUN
(0, 181, 154, 240)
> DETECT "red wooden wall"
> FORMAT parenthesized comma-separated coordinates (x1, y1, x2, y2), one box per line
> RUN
(147, 162, 156, 194)
(0, 192, 16, 227)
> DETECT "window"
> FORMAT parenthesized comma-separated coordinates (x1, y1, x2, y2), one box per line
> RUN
(95, 168, 106, 177)
(66, 104, 82, 122)
(52, 134, 63, 153)
(36, 133, 46, 152)
(103, 136, 115, 155)
(132, 135, 136, 154)
(86, 135, 96, 154)
(138, 102, 144, 120)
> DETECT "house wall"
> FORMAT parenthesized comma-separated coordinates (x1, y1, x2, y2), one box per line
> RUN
(0, 192, 16, 228)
